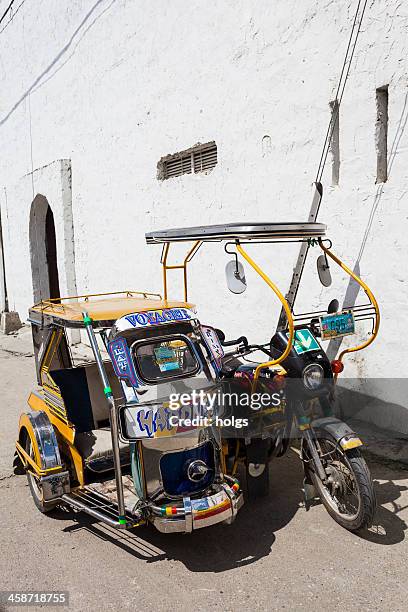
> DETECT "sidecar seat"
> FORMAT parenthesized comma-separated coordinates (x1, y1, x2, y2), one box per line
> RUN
(74, 428, 130, 473)
(51, 361, 123, 428)
(50, 362, 130, 473)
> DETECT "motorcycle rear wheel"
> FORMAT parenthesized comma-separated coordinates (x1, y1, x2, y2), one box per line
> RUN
(246, 462, 270, 498)
(305, 437, 376, 531)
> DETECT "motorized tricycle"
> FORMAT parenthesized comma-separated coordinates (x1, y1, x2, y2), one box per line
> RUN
(15, 218, 379, 534)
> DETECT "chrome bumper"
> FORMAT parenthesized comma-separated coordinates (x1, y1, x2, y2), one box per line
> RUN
(150, 483, 244, 534)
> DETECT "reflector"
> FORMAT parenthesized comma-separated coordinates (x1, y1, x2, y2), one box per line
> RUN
(331, 359, 344, 374)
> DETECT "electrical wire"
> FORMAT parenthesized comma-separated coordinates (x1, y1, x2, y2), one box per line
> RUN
(315, 0, 368, 184)
(277, 1, 369, 329)
(0, 0, 14, 25)
(0, 0, 25, 34)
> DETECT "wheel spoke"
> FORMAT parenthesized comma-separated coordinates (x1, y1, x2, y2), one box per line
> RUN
(311, 438, 361, 521)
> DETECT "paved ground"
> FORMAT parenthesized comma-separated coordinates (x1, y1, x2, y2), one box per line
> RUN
(1, 337, 408, 611)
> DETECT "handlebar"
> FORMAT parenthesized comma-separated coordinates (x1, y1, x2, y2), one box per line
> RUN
(214, 328, 249, 349)
(247, 344, 274, 359)
(220, 343, 277, 377)
(216, 327, 273, 359)
(223, 336, 249, 348)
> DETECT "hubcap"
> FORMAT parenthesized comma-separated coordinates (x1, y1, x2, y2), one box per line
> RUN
(326, 463, 347, 498)
(248, 463, 266, 477)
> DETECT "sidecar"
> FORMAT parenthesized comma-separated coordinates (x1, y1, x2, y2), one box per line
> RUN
(15, 292, 243, 533)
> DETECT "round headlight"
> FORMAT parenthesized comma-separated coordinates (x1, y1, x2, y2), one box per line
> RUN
(302, 363, 324, 390)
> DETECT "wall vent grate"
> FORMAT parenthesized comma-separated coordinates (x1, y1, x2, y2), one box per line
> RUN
(159, 142, 217, 180)
(165, 154, 192, 178)
(193, 144, 217, 173)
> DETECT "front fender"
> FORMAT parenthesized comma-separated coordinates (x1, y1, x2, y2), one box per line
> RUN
(310, 416, 363, 451)
(16, 411, 63, 476)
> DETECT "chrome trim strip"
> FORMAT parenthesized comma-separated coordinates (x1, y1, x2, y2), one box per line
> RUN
(183, 496, 193, 533)
(43, 389, 65, 409)
(149, 485, 243, 533)
(146, 222, 327, 244)
(27, 411, 62, 470)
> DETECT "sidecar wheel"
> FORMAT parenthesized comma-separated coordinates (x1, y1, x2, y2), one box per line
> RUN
(26, 439, 57, 514)
(306, 438, 376, 531)
(246, 462, 269, 498)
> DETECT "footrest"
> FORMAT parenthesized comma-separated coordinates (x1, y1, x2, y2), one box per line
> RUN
(62, 487, 143, 528)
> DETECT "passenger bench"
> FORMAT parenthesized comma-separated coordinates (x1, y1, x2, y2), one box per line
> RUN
(50, 362, 129, 473)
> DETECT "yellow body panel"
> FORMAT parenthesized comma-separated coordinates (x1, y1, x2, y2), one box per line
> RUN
(31, 291, 194, 323)
(66, 443, 85, 486)
(27, 392, 74, 443)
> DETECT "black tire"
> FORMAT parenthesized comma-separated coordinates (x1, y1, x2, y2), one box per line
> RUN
(25, 438, 58, 514)
(246, 462, 270, 498)
(306, 438, 376, 531)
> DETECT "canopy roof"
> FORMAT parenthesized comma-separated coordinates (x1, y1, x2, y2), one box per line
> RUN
(146, 222, 326, 243)
(29, 291, 194, 327)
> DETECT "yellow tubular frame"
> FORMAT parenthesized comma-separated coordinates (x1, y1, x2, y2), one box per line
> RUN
(162, 241, 202, 301)
(34, 290, 163, 312)
(318, 239, 380, 374)
(236, 243, 294, 390)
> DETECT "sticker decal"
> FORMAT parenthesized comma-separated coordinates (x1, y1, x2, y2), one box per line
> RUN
(121, 402, 207, 439)
(153, 346, 180, 372)
(125, 308, 192, 328)
(191, 491, 230, 519)
(201, 325, 224, 371)
(115, 308, 196, 332)
(286, 329, 320, 355)
(108, 337, 140, 387)
(191, 498, 210, 512)
(136, 406, 173, 438)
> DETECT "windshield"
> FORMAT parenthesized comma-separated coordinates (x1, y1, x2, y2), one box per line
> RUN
(132, 335, 200, 383)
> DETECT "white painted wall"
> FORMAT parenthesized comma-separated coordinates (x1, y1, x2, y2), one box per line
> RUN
(0, 1, 407, 420)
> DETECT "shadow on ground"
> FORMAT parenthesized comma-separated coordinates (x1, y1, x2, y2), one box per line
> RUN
(58, 454, 303, 572)
(31, 451, 408, 570)
(360, 457, 408, 545)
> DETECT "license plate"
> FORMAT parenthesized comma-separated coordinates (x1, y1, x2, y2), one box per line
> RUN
(319, 310, 355, 340)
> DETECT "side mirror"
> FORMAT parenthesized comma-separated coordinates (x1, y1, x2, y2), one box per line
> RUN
(317, 254, 332, 287)
(225, 259, 247, 294)
(327, 298, 339, 314)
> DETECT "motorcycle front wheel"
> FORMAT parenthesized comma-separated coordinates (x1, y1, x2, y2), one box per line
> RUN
(304, 436, 376, 531)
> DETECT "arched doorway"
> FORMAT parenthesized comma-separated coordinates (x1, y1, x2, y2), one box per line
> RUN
(29, 194, 60, 303)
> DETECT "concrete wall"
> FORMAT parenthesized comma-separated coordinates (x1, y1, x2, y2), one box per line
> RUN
(0, 1, 407, 425)
(3, 160, 77, 311)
